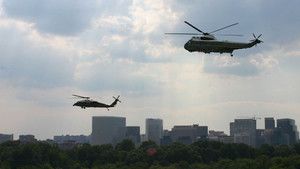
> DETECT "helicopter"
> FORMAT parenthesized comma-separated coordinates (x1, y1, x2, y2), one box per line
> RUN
(72, 94, 121, 110)
(165, 21, 263, 56)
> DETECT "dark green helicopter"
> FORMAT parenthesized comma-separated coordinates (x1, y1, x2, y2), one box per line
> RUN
(72, 94, 120, 110)
(166, 21, 262, 56)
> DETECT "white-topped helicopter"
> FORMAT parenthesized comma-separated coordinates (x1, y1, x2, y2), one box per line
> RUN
(165, 21, 263, 56)
(72, 94, 121, 110)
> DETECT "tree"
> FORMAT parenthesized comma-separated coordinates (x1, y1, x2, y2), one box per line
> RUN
(115, 140, 135, 152)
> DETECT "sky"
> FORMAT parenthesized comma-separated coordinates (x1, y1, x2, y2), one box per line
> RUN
(1, 0, 300, 140)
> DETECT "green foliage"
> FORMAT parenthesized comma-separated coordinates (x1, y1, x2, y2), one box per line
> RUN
(273, 145, 296, 157)
(164, 142, 200, 163)
(0, 140, 300, 168)
(115, 139, 135, 152)
(259, 144, 275, 157)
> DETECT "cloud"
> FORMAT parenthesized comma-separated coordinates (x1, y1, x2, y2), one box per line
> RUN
(129, 0, 181, 35)
(74, 59, 162, 96)
(203, 56, 260, 77)
(2, 0, 100, 35)
(0, 19, 76, 88)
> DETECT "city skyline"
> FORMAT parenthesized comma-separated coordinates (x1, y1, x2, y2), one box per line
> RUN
(1, 115, 298, 142)
(1, 1, 300, 140)
(1, 115, 298, 150)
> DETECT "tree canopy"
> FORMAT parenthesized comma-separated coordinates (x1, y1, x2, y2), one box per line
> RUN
(0, 140, 300, 169)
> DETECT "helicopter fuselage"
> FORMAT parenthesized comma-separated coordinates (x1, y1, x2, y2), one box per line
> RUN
(73, 100, 111, 109)
(73, 95, 120, 109)
(184, 37, 259, 55)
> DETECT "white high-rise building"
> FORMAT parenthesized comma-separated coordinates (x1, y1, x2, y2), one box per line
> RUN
(91, 116, 126, 145)
(146, 118, 163, 145)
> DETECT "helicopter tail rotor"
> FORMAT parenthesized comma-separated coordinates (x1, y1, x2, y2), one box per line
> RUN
(110, 95, 121, 107)
(251, 33, 263, 46)
(113, 95, 121, 103)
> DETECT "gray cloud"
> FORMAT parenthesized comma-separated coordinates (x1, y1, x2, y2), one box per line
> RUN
(171, 0, 300, 43)
(0, 24, 75, 88)
(2, 0, 100, 35)
(75, 61, 162, 96)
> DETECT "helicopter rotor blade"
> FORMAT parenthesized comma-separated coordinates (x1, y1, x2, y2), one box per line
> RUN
(72, 94, 90, 99)
(257, 34, 262, 39)
(209, 22, 239, 34)
(215, 34, 243, 37)
(165, 33, 202, 35)
(252, 33, 263, 40)
(184, 21, 206, 34)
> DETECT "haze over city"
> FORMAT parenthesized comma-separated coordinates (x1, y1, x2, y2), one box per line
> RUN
(0, 0, 300, 140)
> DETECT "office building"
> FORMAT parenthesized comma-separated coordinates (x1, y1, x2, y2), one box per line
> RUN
(265, 117, 275, 130)
(126, 126, 140, 145)
(277, 118, 299, 145)
(256, 129, 266, 147)
(230, 122, 235, 136)
(208, 130, 234, 144)
(140, 134, 147, 143)
(19, 135, 37, 143)
(54, 135, 89, 144)
(146, 118, 163, 145)
(91, 116, 126, 145)
(0, 134, 13, 143)
(170, 124, 208, 144)
(230, 119, 257, 147)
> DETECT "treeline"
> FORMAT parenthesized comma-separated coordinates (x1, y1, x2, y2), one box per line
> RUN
(0, 140, 300, 169)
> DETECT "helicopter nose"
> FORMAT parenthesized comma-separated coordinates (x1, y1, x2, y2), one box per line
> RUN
(184, 42, 189, 50)
(184, 42, 192, 52)
(73, 102, 78, 106)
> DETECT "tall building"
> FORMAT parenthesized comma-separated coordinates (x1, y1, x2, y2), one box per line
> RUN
(277, 118, 299, 145)
(146, 118, 163, 145)
(265, 117, 275, 130)
(161, 130, 172, 145)
(126, 126, 140, 145)
(91, 116, 126, 145)
(170, 124, 208, 144)
(230, 119, 257, 147)
(140, 134, 147, 143)
(0, 134, 13, 143)
(230, 122, 235, 136)
(256, 129, 266, 147)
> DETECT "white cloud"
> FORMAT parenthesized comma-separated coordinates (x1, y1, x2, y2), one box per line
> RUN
(130, 0, 181, 34)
